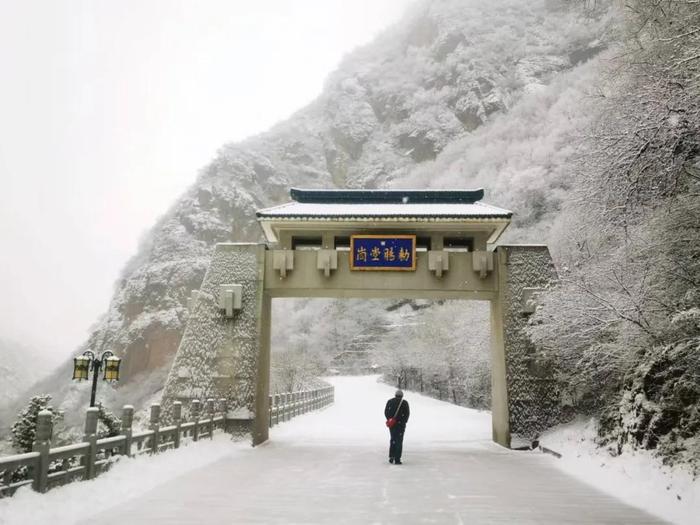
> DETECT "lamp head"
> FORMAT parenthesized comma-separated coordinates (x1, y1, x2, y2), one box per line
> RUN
(72, 355, 91, 381)
(103, 355, 121, 382)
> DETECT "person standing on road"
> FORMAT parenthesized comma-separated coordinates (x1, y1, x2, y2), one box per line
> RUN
(384, 389, 410, 464)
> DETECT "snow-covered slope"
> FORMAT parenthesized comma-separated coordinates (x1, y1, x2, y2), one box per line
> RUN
(0, 339, 58, 407)
(11, 0, 615, 419)
(540, 419, 700, 525)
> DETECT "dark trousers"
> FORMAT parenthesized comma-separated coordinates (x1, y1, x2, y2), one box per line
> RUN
(389, 424, 405, 461)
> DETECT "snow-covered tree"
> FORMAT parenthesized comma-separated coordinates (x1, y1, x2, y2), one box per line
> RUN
(373, 301, 491, 409)
(528, 0, 700, 464)
(95, 403, 122, 439)
(10, 395, 63, 453)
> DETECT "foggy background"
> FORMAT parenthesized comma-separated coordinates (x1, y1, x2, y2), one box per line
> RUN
(0, 0, 413, 363)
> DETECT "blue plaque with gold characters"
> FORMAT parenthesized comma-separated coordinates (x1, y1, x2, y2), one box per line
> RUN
(350, 235, 416, 271)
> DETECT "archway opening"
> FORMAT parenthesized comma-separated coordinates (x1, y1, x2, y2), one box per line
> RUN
(269, 297, 493, 443)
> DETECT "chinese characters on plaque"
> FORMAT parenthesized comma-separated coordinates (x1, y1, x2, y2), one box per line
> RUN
(350, 235, 416, 271)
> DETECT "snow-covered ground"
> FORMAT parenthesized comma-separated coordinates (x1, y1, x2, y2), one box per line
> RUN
(540, 419, 699, 525)
(0, 434, 243, 525)
(0, 376, 671, 524)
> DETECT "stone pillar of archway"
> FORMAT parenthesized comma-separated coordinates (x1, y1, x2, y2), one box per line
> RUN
(492, 245, 559, 448)
(160, 243, 268, 443)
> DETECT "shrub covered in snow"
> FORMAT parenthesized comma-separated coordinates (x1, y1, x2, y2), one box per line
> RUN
(95, 403, 122, 439)
(10, 395, 63, 454)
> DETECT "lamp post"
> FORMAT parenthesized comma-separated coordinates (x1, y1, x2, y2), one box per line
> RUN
(72, 350, 122, 407)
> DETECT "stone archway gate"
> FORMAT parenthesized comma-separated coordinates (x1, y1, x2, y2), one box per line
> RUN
(161, 188, 558, 448)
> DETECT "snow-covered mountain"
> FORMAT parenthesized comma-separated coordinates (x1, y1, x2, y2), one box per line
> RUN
(10, 0, 614, 420)
(0, 339, 58, 407)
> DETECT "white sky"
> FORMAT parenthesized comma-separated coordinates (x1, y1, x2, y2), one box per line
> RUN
(0, 0, 413, 362)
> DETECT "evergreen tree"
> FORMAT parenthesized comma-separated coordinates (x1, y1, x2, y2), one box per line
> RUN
(96, 403, 122, 438)
(11, 395, 63, 453)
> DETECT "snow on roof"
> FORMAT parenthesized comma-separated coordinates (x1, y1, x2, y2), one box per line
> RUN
(256, 188, 512, 220)
(256, 201, 512, 219)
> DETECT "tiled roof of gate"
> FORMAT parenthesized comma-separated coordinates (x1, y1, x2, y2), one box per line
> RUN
(256, 188, 512, 219)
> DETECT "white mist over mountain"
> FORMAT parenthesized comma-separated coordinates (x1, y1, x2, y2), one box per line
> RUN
(0, 0, 414, 359)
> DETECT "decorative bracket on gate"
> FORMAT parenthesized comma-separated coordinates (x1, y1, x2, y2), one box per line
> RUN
(316, 249, 338, 277)
(428, 251, 449, 278)
(472, 250, 494, 279)
(272, 250, 294, 278)
(218, 284, 243, 318)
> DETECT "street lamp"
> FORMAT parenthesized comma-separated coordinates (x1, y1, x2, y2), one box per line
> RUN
(72, 350, 122, 407)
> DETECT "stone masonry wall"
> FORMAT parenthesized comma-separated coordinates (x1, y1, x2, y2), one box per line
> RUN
(501, 245, 559, 442)
(160, 243, 265, 424)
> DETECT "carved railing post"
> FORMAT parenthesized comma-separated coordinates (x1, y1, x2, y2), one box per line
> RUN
(121, 405, 134, 457)
(269, 395, 273, 427)
(83, 407, 99, 480)
(150, 404, 161, 454)
(219, 398, 227, 431)
(192, 400, 201, 442)
(268, 395, 273, 428)
(206, 399, 215, 439)
(31, 410, 53, 493)
(173, 401, 182, 449)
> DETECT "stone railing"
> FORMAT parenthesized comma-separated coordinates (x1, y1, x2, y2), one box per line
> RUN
(0, 384, 334, 497)
(268, 385, 334, 427)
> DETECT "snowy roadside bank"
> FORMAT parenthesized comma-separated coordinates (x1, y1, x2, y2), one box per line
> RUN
(0, 434, 244, 525)
(539, 419, 699, 525)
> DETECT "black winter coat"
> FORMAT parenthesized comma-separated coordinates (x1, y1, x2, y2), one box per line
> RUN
(385, 397, 410, 425)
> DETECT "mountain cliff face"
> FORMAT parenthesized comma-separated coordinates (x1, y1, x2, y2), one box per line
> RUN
(14, 0, 614, 418)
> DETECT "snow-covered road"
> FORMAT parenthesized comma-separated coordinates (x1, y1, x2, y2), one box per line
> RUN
(1, 376, 665, 524)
